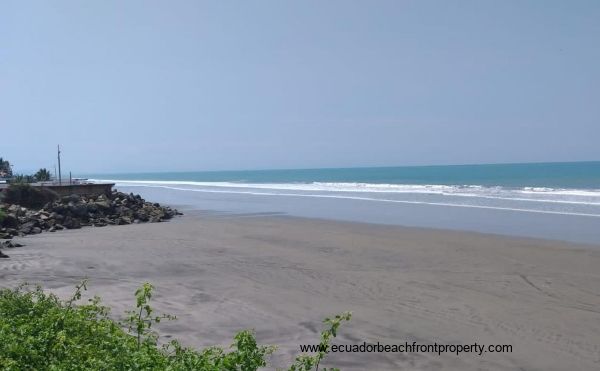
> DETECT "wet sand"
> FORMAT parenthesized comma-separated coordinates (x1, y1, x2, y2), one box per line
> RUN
(1, 214, 599, 370)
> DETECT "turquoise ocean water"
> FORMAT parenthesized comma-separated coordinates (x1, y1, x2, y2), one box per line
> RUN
(87, 161, 600, 189)
(84, 162, 600, 243)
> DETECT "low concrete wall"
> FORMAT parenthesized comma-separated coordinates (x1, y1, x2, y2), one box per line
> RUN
(35, 183, 114, 198)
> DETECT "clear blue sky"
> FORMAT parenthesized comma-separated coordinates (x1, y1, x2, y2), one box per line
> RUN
(1, 0, 599, 173)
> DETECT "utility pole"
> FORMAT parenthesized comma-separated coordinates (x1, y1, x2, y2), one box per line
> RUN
(57, 145, 62, 185)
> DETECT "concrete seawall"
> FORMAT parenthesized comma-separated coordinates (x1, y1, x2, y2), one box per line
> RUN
(35, 183, 114, 197)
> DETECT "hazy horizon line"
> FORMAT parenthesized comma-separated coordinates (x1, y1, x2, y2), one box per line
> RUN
(70, 159, 600, 177)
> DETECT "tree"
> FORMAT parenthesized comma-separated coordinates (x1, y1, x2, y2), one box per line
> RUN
(34, 168, 51, 181)
(0, 157, 12, 177)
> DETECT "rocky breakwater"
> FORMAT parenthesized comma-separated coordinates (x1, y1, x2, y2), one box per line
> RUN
(0, 190, 182, 257)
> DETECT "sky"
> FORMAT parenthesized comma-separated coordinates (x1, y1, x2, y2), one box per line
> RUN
(1, 0, 599, 174)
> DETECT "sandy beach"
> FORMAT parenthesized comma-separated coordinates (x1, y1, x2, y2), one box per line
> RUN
(1, 213, 599, 370)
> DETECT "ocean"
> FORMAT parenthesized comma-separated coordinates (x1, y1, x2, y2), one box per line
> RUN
(84, 161, 600, 244)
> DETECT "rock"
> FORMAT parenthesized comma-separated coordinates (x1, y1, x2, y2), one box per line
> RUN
(62, 217, 81, 229)
(94, 200, 111, 211)
(1, 241, 23, 248)
(70, 203, 88, 218)
(2, 189, 180, 237)
(51, 204, 68, 215)
(0, 214, 19, 228)
(62, 194, 81, 204)
(8, 204, 20, 214)
(5, 228, 18, 236)
(134, 210, 149, 222)
(18, 221, 37, 234)
(52, 212, 64, 223)
(0, 250, 8, 258)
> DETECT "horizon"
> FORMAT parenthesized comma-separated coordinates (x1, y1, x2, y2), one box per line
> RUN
(6, 158, 600, 177)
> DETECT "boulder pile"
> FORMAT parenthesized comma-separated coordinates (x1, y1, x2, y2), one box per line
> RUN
(0, 190, 182, 240)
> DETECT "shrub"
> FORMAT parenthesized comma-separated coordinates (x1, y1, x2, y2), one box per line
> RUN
(3, 183, 58, 209)
(8, 174, 35, 184)
(0, 282, 350, 370)
(34, 168, 51, 181)
(0, 157, 12, 177)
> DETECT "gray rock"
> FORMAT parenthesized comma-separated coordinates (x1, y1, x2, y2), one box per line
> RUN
(70, 203, 88, 218)
(94, 200, 111, 211)
(1, 241, 23, 248)
(3, 190, 180, 238)
(18, 221, 37, 234)
(0, 214, 19, 228)
(62, 217, 81, 230)
(61, 194, 81, 204)
(5, 228, 18, 236)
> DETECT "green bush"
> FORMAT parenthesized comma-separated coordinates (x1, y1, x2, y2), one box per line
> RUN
(0, 157, 12, 177)
(8, 174, 35, 184)
(3, 183, 58, 209)
(0, 282, 350, 371)
(34, 168, 51, 182)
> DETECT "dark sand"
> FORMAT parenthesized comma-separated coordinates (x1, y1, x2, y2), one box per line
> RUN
(1, 214, 599, 370)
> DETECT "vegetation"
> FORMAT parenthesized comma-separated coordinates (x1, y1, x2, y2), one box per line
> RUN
(0, 282, 350, 371)
(7, 174, 35, 184)
(3, 183, 58, 209)
(0, 158, 52, 183)
(0, 157, 12, 178)
(1, 158, 52, 182)
(34, 168, 52, 181)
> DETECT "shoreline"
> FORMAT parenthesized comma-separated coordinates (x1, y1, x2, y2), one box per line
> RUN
(113, 184, 600, 245)
(184, 208, 600, 251)
(1, 213, 600, 370)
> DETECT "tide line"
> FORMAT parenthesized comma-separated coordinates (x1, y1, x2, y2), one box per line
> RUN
(115, 184, 600, 218)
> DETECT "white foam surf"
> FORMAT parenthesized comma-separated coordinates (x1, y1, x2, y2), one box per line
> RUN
(90, 179, 600, 202)
(90, 182, 600, 218)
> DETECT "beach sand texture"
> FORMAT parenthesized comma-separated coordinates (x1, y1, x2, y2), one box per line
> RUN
(1, 214, 599, 370)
